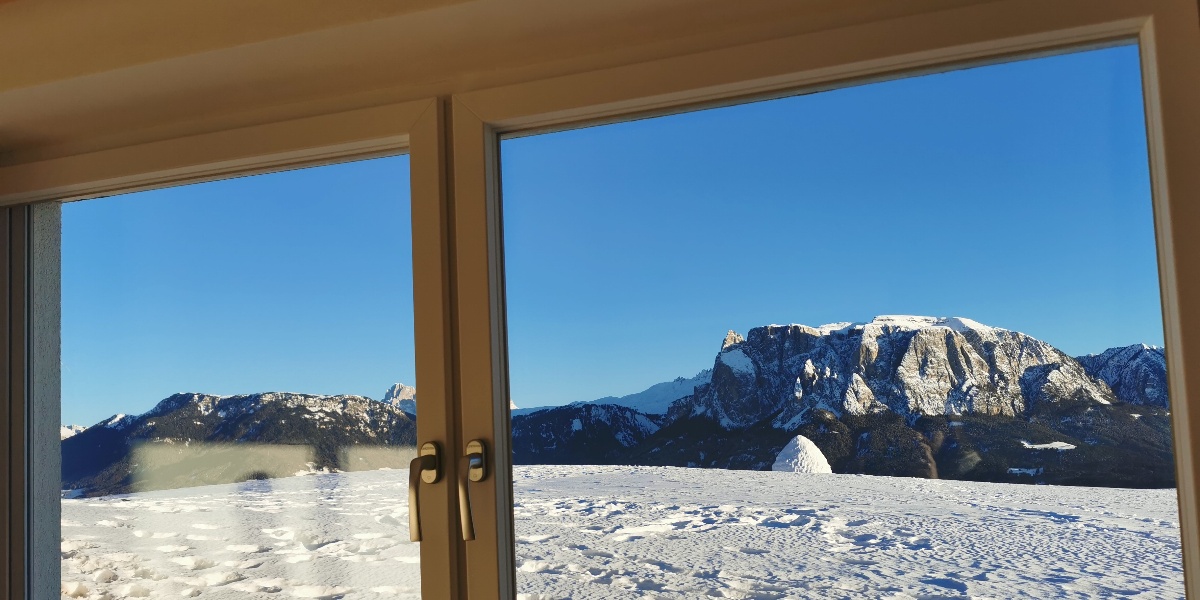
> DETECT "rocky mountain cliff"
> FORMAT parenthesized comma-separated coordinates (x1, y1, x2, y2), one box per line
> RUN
(382, 383, 417, 415)
(516, 316, 1175, 488)
(674, 316, 1116, 429)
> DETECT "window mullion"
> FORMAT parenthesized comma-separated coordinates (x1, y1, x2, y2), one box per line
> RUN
(448, 97, 517, 600)
(412, 98, 470, 600)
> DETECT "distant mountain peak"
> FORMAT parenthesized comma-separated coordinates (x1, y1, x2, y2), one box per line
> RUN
(722, 330, 745, 350)
(60, 425, 85, 440)
(383, 383, 416, 402)
(1076, 344, 1168, 408)
(382, 383, 417, 415)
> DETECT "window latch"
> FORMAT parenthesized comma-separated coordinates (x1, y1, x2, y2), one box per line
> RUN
(407, 442, 441, 542)
(458, 439, 488, 541)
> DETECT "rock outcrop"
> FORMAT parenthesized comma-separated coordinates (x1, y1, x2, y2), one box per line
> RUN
(514, 315, 1174, 488)
(675, 316, 1121, 430)
(382, 382, 417, 415)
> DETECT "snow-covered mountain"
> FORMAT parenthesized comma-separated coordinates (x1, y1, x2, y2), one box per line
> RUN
(674, 315, 1119, 430)
(62, 391, 417, 497)
(581, 370, 712, 415)
(515, 316, 1174, 487)
(512, 403, 663, 465)
(1076, 344, 1169, 408)
(512, 370, 712, 417)
(62, 316, 1173, 491)
(60, 424, 86, 439)
(388, 381, 520, 415)
(381, 382, 417, 415)
(507, 372, 712, 464)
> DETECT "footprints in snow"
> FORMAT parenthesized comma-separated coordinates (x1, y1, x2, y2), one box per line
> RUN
(61, 473, 423, 599)
(820, 517, 934, 555)
(534, 499, 932, 558)
(516, 490, 942, 599)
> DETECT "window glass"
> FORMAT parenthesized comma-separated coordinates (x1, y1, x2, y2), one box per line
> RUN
(501, 44, 1181, 598)
(60, 156, 425, 599)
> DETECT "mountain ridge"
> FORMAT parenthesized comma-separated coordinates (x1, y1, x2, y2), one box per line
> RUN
(62, 389, 418, 497)
(513, 315, 1174, 488)
(63, 316, 1174, 494)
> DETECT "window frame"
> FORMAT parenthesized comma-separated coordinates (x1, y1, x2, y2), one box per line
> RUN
(450, 1, 1200, 598)
(0, 99, 470, 599)
(0, 1, 1197, 599)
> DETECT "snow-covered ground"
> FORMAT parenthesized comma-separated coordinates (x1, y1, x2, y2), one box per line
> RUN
(62, 471, 421, 600)
(63, 466, 1183, 599)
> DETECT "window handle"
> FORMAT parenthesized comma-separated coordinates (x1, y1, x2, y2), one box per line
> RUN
(408, 442, 441, 542)
(458, 439, 488, 541)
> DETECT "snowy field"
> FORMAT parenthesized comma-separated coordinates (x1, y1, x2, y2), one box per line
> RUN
(62, 466, 1183, 599)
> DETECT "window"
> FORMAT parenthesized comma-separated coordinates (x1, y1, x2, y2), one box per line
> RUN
(3, 3, 1200, 600)
(59, 157, 427, 598)
(500, 43, 1181, 598)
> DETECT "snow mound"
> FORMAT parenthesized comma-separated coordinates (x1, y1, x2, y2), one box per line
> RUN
(771, 435, 832, 474)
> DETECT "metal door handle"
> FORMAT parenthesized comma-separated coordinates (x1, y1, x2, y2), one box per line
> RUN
(458, 439, 488, 541)
(408, 442, 441, 542)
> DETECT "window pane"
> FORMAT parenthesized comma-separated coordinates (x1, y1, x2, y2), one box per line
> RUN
(502, 44, 1181, 598)
(60, 156, 424, 599)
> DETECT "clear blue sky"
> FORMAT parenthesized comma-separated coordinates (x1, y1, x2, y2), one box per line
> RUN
(64, 44, 1161, 424)
(501, 44, 1161, 408)
(63, 157, 415, 425)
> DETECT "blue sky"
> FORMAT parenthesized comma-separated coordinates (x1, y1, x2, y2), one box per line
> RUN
(63, 44, 1161, 424)
(501, 44, 1161, 408)
(63, 158, 415, 425)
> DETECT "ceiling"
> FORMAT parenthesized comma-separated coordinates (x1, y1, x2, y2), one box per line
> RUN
(0, 0, 987, 165)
